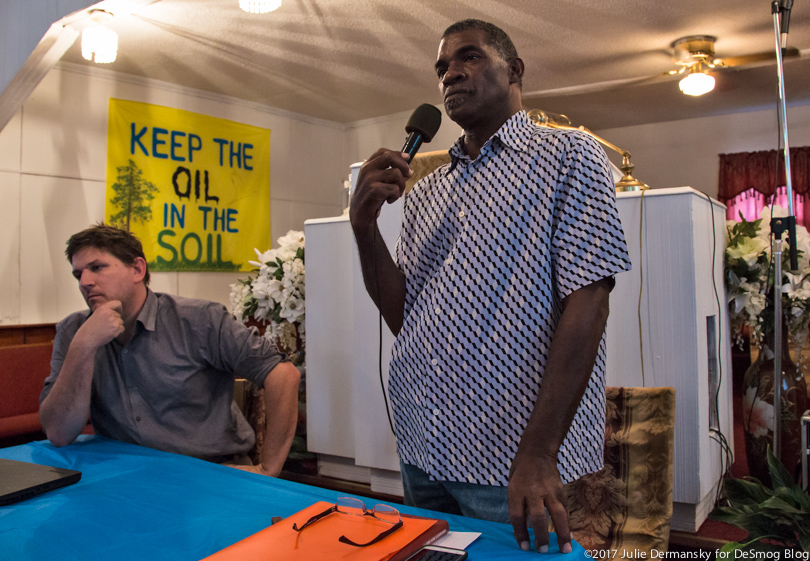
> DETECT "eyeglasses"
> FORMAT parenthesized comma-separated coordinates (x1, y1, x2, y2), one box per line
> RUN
(292, 497, 403, 547)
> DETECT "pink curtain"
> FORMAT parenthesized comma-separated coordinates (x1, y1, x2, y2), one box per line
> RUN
(724, 187, 808, 226)
(719, 147, 810, 225)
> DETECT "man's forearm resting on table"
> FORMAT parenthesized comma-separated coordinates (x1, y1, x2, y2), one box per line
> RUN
(39, 344, 96, 447)
(41, 301, 127, 447)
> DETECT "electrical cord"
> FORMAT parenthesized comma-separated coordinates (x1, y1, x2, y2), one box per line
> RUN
(711, 429, 735, 506)
(372, 228, 397, 437)
(762, 96, 783, 300)
(634, 189, 734, 505)
(637, 189, 646, 387)
(702, 190, 734, 506)
(704, 191, 725, 431)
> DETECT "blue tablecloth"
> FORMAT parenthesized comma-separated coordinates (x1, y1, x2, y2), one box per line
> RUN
(0, 436, 585, 560)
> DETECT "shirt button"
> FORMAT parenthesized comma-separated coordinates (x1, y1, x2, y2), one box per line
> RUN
(433, 409, 440, 415)
(431, 359, 438, 366)
(123, 349, 128, 354)
(435, 307, 441, 314)
(459, 210, 465, 218)
(135, 416, 141, 422)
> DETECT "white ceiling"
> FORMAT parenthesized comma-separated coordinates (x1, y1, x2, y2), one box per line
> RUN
(58, 0, 810, 130)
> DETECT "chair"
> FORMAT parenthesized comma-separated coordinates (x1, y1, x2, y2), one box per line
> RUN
(0, 343, 53, 438)
(235, 374, 315, 473)
(557, 386, 676, 554)
(238, 380, 266, 466)
(0, 342, 95, 443)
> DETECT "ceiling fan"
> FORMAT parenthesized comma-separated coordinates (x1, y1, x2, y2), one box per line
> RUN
(668, 35, 800, 95)
(524, 34, 801, 100)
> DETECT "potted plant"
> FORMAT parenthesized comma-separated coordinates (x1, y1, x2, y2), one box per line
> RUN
(725, 207, 810, 482)
(710, 446, 810, 552)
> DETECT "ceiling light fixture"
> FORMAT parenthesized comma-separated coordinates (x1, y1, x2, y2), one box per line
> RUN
(239, 0, 282, 14)
(81, 10, 118, 64)
(671, 35, 718, 96)
(679, 63, 716, 96)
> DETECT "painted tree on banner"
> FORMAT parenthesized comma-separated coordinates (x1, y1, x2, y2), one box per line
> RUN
(108, 159, 159, 232)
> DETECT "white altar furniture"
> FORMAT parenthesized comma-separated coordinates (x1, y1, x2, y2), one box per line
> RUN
(608, 187, 733, 532)
(304, 198, 404, 496)
(305, 186, 732, 532)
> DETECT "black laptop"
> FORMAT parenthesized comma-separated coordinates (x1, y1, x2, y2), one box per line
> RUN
(0, 458, 82, 506)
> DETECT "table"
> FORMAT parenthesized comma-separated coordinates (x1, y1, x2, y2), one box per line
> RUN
(0, 436, 585, 560)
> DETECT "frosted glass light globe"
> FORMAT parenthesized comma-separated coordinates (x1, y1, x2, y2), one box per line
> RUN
(679, 72, 715, 96)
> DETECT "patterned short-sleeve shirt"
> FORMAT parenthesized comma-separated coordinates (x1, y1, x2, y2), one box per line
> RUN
(390, 110, 632, 486)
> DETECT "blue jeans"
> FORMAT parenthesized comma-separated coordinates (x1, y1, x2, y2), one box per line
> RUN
(400, 462, 510, 524)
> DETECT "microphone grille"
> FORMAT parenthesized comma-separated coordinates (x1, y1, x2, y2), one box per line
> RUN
(405, 104, 442, 143)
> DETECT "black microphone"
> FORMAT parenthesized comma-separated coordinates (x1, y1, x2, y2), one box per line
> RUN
(781, 0, 794, 50)
(401, 104, 442, 162)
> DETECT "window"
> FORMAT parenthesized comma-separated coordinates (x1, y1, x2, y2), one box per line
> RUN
(719, 147, 810, 225)
(724, 186, 807, 226)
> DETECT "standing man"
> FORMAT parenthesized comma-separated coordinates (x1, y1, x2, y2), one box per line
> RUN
(350, 20, 631, 554)
(39, 224, 301, 477)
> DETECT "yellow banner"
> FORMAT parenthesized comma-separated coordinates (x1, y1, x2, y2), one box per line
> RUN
(105, 99, 271, 272)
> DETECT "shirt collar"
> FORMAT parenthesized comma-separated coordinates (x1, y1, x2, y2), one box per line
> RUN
(137, 289, 158, 332)
(447, 110, 535, 171)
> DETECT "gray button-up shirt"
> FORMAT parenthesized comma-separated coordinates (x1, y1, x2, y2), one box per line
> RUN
(42, 290, 287, 461)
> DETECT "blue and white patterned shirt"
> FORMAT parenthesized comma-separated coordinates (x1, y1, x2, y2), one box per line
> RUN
(390, 110, 631, 486)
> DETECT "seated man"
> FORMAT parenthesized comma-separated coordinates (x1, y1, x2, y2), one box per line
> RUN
(39, 224, 300, 476)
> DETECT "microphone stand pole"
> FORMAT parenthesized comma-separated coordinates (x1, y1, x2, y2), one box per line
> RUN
(770, 0, 799, 460)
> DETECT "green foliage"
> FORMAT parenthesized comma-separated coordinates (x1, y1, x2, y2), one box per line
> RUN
(147, 259, 241, 272)
(725, 209, 810, 345)
(727, 213, 764, 249)
(710, 447, 810, 552)
(108, 159, 159, 231)
(725, 220, 767, 284)
(235, 276, 260, 320)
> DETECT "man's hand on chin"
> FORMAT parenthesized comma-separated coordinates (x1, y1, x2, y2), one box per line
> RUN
(75, 300, 125, 348)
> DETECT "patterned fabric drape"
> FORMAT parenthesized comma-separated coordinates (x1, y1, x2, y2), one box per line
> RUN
(719, 147, 810, 200)
(551, 386, 676, 554)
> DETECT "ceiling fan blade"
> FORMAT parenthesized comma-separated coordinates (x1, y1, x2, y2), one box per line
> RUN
(718, 46, 800, 68)
(523, 72, 676, 99)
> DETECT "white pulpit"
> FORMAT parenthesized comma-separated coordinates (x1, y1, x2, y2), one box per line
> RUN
(305, 198, 405, 495)
(305, 186, 732, 532)
(609, 187, 733, 532)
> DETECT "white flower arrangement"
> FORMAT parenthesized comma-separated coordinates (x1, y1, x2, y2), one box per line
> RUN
(725, 205, 810, 347)
(229, 230, 306, 364)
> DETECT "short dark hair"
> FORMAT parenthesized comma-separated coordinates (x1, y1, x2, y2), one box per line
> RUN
(442, 19, 519, 63)
(66, 223, 150, 285)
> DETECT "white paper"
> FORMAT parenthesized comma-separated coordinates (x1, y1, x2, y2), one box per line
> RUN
(431, 531, 481, 550)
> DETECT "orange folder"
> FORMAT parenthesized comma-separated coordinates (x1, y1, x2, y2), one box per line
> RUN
(204, 501, 449, 561)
